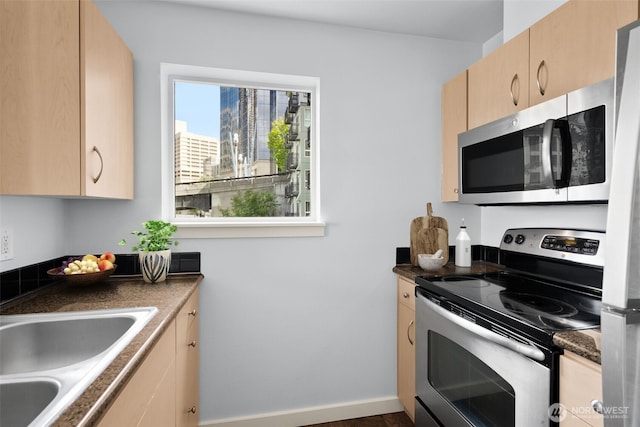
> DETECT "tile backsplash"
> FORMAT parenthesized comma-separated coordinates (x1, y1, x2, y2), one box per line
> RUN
(0, 252, 201, 304)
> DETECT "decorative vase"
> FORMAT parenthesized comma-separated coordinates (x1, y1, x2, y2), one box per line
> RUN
(139, 250, 171, 283)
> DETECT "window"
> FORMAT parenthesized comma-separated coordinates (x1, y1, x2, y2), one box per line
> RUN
(161, 64, 323, 238)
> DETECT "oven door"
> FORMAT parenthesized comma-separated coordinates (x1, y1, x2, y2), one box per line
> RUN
(415, 292, 552, 427)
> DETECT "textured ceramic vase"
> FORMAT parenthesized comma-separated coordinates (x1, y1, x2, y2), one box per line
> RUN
(139, 250, 171, 283)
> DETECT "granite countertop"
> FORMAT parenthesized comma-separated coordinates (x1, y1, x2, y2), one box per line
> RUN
(393, 262, 601, 365)
(0, 273, 203, 426)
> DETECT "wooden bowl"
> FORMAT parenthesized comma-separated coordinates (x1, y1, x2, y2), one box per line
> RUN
(47, 265, 117, 285)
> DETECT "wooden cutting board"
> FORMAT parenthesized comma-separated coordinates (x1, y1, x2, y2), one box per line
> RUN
(410, 203, 449, 266)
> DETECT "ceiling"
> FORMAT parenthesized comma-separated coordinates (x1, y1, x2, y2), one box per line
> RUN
(164, 0, 504, 43)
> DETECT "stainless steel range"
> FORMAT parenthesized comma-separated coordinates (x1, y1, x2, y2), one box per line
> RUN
(414, 228, 604, 427)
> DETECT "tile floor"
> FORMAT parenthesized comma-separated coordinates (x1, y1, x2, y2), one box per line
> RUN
(302, 411, 414, 427)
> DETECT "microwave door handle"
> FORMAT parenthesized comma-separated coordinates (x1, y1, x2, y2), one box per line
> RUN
(423, 297, 546, 362)
(542, 119, 572, 188)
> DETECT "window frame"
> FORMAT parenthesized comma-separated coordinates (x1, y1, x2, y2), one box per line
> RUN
(160, 63, 324, 238)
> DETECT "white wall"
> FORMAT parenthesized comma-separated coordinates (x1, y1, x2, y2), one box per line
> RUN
(57, 1, 483, 423)
(502, 0, 567, 43)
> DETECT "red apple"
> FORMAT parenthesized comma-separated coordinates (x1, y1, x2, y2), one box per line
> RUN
(100, 252, 116, 263)
(98, 259, 114, 271)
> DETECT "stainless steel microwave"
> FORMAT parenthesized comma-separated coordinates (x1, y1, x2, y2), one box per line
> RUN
(458, 78, 613, 205)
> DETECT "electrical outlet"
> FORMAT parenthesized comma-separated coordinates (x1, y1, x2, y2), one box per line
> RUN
(1, 228, 14, 261)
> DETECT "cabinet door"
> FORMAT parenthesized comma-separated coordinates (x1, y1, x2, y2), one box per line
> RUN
(529, 0, 638, 106)
(81, 0, 134, 199)
(468, 30, 529, 129)
(397, 277, 415, 421)
(0, 0, 81, 196)
(560, 351, 603, 427)
(177, 290, 200, 427)
(441, 70, 467, 202)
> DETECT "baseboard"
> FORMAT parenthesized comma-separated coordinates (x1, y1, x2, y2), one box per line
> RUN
(199, 396, 405, 427)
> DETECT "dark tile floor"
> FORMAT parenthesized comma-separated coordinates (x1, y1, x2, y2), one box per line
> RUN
(303, 411, 414, 427)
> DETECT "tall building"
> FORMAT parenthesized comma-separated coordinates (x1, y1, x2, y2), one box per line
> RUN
(283, 92, 312, 216)
(219, 87, 288, 178)
(174, 120, 219, 184)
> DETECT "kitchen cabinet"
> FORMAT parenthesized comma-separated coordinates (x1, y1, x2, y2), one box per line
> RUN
(529, 0, 638, 106)
(559, 350, 603, 427)
(176, 289, 200, 427)
(467, 31, 529, 129)
(97, 320, 177, 426)
(97, 290, 200, 427)
(0, 0, 133, 198)
(397, 276, 416, 421)
(441, 70, 467, 202)
(466, 0, 638, 130)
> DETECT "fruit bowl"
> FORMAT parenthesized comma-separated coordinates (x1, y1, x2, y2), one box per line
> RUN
(47, 265, 117, 286)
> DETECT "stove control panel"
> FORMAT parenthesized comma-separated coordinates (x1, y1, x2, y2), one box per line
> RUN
(541, 235, 600, 255)
(500, 228, 605, 267)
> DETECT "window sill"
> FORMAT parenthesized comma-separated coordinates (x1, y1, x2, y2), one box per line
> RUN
(173, 221, 326, 239)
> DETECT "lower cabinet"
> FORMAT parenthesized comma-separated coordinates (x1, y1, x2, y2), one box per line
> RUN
(397, 276, 416, 421)
(98, 290, 200, 427)
(559, 351, 603, 427)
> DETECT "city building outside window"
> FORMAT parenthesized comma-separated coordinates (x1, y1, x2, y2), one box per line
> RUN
(160, 64, 323, 238)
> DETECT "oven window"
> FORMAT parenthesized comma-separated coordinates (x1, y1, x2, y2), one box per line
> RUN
(428, 331, 515, 426)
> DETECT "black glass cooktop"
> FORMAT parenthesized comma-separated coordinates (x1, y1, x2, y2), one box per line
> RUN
(415, 271, 601, 346)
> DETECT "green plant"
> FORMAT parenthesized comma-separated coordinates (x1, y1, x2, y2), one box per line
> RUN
(119, 220, 178, 252)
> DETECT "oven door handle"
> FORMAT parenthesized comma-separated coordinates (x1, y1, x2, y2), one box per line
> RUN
(424, 297, 546, 362)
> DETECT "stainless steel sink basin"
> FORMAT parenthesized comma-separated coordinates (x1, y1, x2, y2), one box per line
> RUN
(0, 307, 157, 427)
(0, 379, 60, 427)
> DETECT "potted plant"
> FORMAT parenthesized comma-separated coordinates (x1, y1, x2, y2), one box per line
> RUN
(120, 220, 178, 283)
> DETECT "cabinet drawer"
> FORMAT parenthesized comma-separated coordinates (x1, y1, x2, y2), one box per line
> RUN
(398, 276, 415, 311)
(560, 351, 603, 427)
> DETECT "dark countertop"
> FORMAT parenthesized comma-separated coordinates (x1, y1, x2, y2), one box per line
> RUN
(0, 273, 203, 426)
(393, 262, 601, 365)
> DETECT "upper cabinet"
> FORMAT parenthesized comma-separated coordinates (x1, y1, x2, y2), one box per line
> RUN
(468, 31, 529, 130)
(466, 0, 639, 130)
(529, 0, 638, 106)
(441, 70, 467, 202)
(1, 0, 134, 199)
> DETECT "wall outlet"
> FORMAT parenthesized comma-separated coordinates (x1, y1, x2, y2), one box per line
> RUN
(1, 228, 14, 261)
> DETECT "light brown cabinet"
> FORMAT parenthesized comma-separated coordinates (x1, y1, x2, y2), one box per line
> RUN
(466, 0, 638, 130)
(397, 276, 416, 421)
(441, 70, 467, 202)
(0, 0, 133, 198)
(467, 31, 529, 129)
(559, 351, 603, 427)
(98, 290, 200, 427)
(529, 0, 638, 106)
(176, 289, 200, 427)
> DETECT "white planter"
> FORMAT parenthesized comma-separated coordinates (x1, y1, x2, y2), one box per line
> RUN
(139, 250, 171, 283)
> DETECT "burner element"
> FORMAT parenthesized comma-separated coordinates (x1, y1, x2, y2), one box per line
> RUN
(497, 292, 579, 317)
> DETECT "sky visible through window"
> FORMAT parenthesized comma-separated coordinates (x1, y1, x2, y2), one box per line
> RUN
(174, 82, 220, 139)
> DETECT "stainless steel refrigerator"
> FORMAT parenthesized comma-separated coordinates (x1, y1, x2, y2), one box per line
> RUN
(601, 19, 640, 427)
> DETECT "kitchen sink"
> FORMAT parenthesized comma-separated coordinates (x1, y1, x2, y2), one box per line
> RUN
(0, 379, 60, 427)
(0, 307, 158, 427)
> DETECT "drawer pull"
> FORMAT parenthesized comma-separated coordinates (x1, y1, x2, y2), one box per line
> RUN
(591, 400, 604, 414)
(188, 406, 197, 414)
(91, 146, 104, 184)
(403, 292, 410, 299)
(188, 309, 198, 317)
(510, 73, 519, 106)
(407, 320, 415, 346)
(188, 340, 197, 348)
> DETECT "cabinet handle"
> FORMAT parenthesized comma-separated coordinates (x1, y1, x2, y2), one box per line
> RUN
(510, 73, 519, 106)
(536, 60, 547, 96)
(454, 188, 459, 194)
(91, 146, 104, 184)
(407, 320, 415, 346)
(591, 400, 604, 414)
(402, 292, 410, 299)
(188, 406, 197, 414)
(188, 340, 197, 348)
(188, 309, 198, 317)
